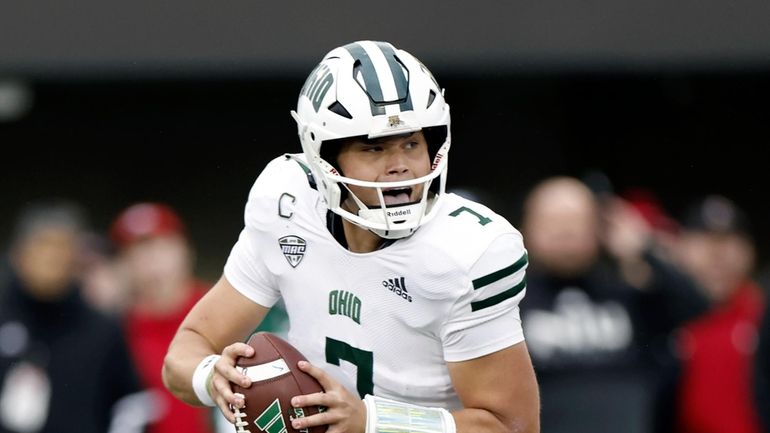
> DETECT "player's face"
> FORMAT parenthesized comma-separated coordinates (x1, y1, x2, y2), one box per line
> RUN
(337, 131, 431, 209)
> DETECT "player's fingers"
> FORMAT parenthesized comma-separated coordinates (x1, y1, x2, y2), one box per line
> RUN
(215, 353, 252, 389)
(297, 360, 337, 391)
(211, 373, 246, 409)
(222, 342, 255, 361)
(215, 393, 237, 424)
(290, 410, 336, 431)
(291, 391, 331, 409)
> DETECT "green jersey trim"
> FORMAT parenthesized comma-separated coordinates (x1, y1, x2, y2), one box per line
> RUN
(472, 252, 528, 290)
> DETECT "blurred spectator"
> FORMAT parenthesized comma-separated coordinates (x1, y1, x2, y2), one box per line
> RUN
(668, 195, 765, 433)
(519, 176, 709, 433)
(0, 199, 146, 433)
(756, 303, 770, 433)
(78, 231, 131, 316)
(620, 188, 681, 261)
(111, 202, 214, 433)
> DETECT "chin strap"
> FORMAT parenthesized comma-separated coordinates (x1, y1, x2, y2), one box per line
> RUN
(364, 395, 457, 433)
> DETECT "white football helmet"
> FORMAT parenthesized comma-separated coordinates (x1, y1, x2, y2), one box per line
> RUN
(291, 40, 451, 239)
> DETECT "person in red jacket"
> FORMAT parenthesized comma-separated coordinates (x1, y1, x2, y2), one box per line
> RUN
(672, 195, 765, 433)
(111, 202, 213, 433)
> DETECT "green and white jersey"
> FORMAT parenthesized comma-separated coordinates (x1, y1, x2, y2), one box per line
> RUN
(225, 154, 528, 410)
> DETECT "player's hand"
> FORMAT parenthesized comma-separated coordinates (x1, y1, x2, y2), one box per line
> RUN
(602, 196, 652, 262)
(602, 196, 655, 288)
(290, 360, 367, 433)
(209, 342, 254, 423)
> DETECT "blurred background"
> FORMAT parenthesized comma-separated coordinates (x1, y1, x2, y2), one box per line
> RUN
(1, 2, 770, 432)
(2, 0, 769, 277)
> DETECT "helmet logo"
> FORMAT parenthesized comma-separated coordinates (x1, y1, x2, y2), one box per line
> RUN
(388, 115, 403, 128)
(300, 64, 334, 112)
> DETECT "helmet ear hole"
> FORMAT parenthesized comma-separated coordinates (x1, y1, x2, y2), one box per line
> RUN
(304, 129, 320, 146)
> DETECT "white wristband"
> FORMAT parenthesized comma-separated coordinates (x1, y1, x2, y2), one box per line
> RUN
(192, 354, 221, 407)
(363, 394, 456, 433)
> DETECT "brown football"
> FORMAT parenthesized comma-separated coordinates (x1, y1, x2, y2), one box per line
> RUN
(232, 332, 325, 433)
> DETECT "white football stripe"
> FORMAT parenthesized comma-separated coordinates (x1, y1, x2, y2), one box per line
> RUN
(237, 358, 291, 382)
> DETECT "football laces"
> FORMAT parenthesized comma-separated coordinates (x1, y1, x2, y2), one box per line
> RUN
(233, 405, 251, 433)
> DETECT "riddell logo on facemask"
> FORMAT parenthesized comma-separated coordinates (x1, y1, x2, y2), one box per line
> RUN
(432, 153, 444, 170)
(387, 208, 411, 217)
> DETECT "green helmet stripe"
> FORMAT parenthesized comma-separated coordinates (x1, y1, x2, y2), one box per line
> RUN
(345, 41, 413, 115)
(374, 41, 413, 112)
(344, 42, 385, 115)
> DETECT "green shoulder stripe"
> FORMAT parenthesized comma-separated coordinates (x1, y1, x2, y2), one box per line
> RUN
(471, 279, 527, 312)
(284, 153, 317, 190)
(472, 252, 528, 290)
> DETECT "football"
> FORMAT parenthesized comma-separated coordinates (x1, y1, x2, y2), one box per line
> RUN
(232, 332, 325, 433)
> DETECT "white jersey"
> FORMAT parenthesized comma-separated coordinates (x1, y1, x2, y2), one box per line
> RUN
(225, 154, 528, 410)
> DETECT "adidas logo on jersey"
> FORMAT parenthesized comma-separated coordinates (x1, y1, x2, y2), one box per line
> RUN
(382, 277, 412, 303)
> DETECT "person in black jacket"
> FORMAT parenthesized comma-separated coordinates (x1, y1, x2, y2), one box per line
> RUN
(518, 176, 709, 433)
(0, 199, 147, 433)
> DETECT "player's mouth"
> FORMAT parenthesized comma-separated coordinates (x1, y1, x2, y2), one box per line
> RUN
(382, 187, 413, 205)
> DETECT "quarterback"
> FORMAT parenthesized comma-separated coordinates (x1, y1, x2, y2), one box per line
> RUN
(163, 40, 540, 433)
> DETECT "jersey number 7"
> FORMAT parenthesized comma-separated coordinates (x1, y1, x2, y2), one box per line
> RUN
(325, 337, 373, 398)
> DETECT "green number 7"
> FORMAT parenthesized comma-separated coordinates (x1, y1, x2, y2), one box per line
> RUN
(449, 206, 491, 225)
(325, 337, 373, 398)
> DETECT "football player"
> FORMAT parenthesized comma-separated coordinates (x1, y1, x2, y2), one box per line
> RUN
(162, 40, 540, 433)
